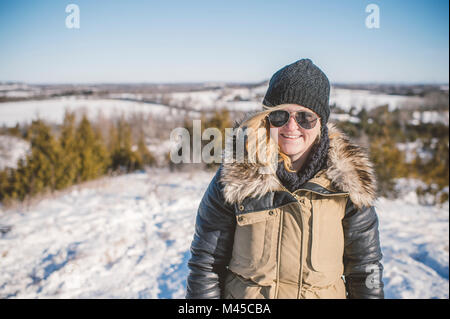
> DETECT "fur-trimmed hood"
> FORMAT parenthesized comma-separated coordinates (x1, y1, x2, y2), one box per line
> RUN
(219, 116, 377, 209)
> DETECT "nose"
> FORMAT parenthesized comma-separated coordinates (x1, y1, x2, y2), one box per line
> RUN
(285, 114, 298, 130)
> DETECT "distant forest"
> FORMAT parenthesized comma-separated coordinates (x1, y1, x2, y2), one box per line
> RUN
(1, 100, 448, 206)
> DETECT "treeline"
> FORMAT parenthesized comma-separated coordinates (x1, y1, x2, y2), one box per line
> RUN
(0, 111, 155, 204)
(335, 105, 449, 204)
(1, 105, 448, 205)
(180, 106, 449, 204)
(176, 109, 233, 169)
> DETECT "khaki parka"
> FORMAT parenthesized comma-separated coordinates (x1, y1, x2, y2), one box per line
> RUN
(186, 123, 384, 299)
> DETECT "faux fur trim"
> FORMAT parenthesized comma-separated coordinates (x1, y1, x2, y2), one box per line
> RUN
(220, 115, 377, 209)
(325, 123, 377, 208)
(220, 110, 283, 204)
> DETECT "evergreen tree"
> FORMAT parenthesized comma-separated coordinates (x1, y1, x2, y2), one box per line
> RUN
(136, 131, 156, 167)
(0, 169, 10, 202)
(110, 117, 140, 172)
(204, 109, 232, 168)
(25, 119, 61, 195)
(370, 135, 408, 197)
(56, 111, 80, 189)
(75, 115, 109, 182)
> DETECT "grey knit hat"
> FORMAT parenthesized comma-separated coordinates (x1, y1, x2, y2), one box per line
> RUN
(262, 58, 331, 124)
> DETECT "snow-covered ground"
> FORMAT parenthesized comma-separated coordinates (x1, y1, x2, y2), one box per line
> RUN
(410, 111, 449, 126)
(0, 87, 438, 129)
(0, 97, 198, 128)
(0, 169, 213, 299)
(0, 168, 448, 299)
(0, 135, 30, 170)
(329, 88, 424, 112)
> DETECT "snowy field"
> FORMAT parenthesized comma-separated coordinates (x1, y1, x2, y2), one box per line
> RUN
(0, 135, 30, 170)
(0, 98, 199, 128)
(329, 88, 424, 112)
(0, 168, 448, 299)
(0, 87, 435, 128)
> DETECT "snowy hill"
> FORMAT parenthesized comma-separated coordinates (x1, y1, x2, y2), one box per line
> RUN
(329, 88, 424, 112)
(0, 168, 448, 299)
(0, 86, 439, 128)
(0, 98, 184, 128)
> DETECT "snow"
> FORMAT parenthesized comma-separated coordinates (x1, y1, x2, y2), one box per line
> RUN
(0, 135, 30, 170)
(329, 88, 424, 112)
(166, 89, 263, 112)
(329, 113, 361, 124)
(396, 141, 433, 163)
(377, 195, 449, 299)
(0, 169, 448, 299)
(0, 87, 439, 129)
(0, 98, 179, 127)
(0, 168, 213, 298)
(410, 111, 449, 126)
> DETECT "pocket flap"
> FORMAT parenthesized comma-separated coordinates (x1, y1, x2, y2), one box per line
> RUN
(310, 198, 346, 272)
(236, 210, 277, 226)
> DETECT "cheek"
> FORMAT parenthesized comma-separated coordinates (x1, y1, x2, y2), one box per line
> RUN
(303, 128, 320, 145)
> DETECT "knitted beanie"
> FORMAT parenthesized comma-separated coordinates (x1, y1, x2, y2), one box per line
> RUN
(263, 58, 331, 124)
(263, 59, 331, 191)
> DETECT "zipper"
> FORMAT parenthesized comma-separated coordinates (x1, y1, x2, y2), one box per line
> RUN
(273, 179, 349, 298)
(274, 209, 284, 298)
(274, 178, 349, 199)
(295, 187, 349, 198)
(274, 182, 348, 298)
(273, 183, 306, 298)
(297, 199, 305, 298)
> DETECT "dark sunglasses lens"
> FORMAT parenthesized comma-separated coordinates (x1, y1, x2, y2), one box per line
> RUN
(268, 110, 289, 127)
(295, 112, 318, 129)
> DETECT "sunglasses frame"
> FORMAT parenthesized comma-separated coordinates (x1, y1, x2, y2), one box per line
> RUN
(267, 110, 319, 130)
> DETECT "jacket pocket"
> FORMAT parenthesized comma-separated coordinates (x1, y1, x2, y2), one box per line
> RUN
(310, 197, 346, 273)
(224, 271, 270, 299)
(231, 209, 277, 270)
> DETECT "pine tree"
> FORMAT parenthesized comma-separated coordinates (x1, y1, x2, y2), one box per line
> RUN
(136, 131, 156, 167)
(75, 115, 109, 182)
(0, 169, 10, 202)
(204, 109, 232, 168)
(25, 119, 61, 195)
(56, 110, 80, 189)
(369, 124, 408, 198)
(10, 158, 31, 200)
(110, 116, 141, 172)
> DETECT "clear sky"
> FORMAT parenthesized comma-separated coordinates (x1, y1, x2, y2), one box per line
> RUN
(0, 0, 448, 84)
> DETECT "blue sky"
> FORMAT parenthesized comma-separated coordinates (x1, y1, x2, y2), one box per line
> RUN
(0, 0, 448, 84)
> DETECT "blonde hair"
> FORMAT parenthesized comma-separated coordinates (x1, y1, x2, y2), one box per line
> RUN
(239, 104, 322, 173)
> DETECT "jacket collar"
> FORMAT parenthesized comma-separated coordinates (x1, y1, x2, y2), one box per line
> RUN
(220, 122, 377, 209)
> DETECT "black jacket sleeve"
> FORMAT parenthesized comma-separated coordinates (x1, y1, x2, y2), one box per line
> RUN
(342, 200, 384, 299)
(185, 167, 236, 299)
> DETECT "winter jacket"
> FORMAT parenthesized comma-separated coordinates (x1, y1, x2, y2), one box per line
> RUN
(186, 123, 384, 299)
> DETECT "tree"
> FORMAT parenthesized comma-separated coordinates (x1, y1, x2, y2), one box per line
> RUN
(56, 110, 80, 189)
(110, 116, 141, 172)
(136, 131, 156, 167)
(24, 119, 61, 195)
(203, 109, 232, 169)
(75, 115, 109, 182)
(369, 135, 408, 198)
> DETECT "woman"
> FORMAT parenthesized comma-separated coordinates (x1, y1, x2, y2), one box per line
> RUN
(186, 59, 384, 299)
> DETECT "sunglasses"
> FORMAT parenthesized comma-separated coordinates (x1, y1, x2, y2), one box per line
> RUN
(267, 110, 319, 129)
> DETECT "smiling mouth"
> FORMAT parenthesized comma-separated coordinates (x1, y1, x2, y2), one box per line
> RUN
(280, 133, 303, 140)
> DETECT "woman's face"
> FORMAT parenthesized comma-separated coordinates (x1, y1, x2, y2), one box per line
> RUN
(269, 104, 321, 161)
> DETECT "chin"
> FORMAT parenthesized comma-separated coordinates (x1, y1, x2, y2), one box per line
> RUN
(281, 145, 306, 156)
